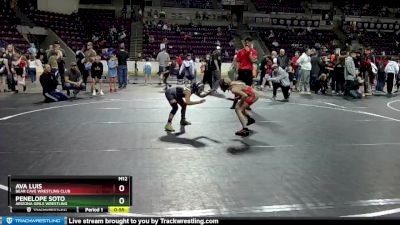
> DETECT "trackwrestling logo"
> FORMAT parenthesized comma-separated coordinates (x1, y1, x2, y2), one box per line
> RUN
(6, 218, 12, 225)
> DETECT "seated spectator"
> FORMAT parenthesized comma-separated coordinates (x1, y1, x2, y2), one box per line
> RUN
(149, 35, 155, 43)
(272, 40, 279, 47)
(40, 64, 68, 103)
(64, 62, 86, 97)
(195, 11, 201, 20)
(162, 24, 169, 31)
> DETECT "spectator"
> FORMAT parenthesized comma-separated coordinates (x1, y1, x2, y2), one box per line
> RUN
(160, 38, 168, 51)
(83, 42, 97, 85)
(344, 50, 362, 99)
(268, 64, 291, 102)
(296, 48, 312, 94)
(143, 58, 152, 85)
(90, 56, 104, 96)
(385, 57, 399, 95)
(211, 46, 222, 91)
(117, 46, 129, 89)
(277, 49, 289, 70)
(156, 48, 170, 84)
(40, 64, 68, 103)
(28, 43, 37, 57)
(202, 54, 213, 89)
(64, 62, 85, 97)
(179, 53, 195, 83)
(310, 49, 321, 92)
(290, 51, 300, 91)
(0, 49, 11, 92)
(108, 52, 118, 92)
(376, 56, 388, 93)
(272, 40, 279, 47)
(121, 5, 127, 19)
(27, 54, 38, 84)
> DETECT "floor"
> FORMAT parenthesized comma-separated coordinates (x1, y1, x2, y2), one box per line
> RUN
(1, 80, 400, 218)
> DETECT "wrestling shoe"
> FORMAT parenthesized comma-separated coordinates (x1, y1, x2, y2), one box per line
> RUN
(246, 116, 255, 126)
(180, 119, 192, 126)
(165, 123, 175, 132)
(235, 128, 250, 137)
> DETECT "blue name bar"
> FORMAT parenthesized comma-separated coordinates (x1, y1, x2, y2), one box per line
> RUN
(2, 217, 65, 225)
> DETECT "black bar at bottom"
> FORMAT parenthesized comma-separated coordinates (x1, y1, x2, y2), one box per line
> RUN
(11, 206, 78, 213)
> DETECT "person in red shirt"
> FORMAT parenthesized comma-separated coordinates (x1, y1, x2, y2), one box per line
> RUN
(232, 37, 257, 109)
(236, 37, 258, 86)
(176, 54, 183, 67)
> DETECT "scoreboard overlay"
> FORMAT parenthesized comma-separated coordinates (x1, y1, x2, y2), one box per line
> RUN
(8, 176, 132, 213)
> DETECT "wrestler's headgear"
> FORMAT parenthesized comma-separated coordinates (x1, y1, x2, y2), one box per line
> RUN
(219, 78, 231, 92)
(190, 81, 205, 95)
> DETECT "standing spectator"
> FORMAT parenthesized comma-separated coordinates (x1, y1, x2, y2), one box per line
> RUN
(271, 50, 278, 64)
(64, 62, 86, 97)
(83, 42, 97, 86)
(27, 54, 38, 84)
(46, 44, 54, 59)
(160, 38, 168, 51)
(28, 43, 37, 57)
(107, 52, 118, 92)
(211, 46, 222, 92)
(333, 53, 346, 95)
(37, 48, 47, 64)
(116, 46, 129, 88)
(90, 56, 104, 96)
(296, 48, 312, 94)
(277, 49, 289, 70)
(376, 56, 388, 93)
(310, 49, 321, 92)
(156, 48, 170, 85)
(4, 44, 16, 91)
(290, 51, 300, 91)
(344, 50, 362, 99)
(202, 54, 213, 89)
(11, 53, 27, 93)
(385, 57, 399, 95)
(143, 58, 152, 85)
(40, 64, 68, 102)
(268, 64, 291, 101)
(0, 49, 11, 92)
(54, 41, 66, 86)
(76, 45, 86, 87)
(121, 5, 127, 19)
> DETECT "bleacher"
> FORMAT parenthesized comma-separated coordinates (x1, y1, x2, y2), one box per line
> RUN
(78, 8, 131, 53)
(143, 25, 234, 61)
(256, 27, 338, 56)
(252, 0, 305, 13)
(25, 9, 86, 51)
(161, 0, 213, 9)
(0, 7, 29, 52)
